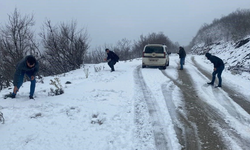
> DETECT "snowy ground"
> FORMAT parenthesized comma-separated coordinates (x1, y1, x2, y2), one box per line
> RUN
(0, 54, 250, 150)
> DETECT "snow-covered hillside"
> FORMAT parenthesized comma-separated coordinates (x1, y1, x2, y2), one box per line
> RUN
(191, 37, 250, 76)
(0, 54, 250, 150)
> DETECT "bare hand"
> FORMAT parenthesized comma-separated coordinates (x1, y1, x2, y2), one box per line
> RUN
(104, 58, 107, 61)
(31, 76, 35, 80)
(214, 68, 217, 71)
(13, 86, 18, 94)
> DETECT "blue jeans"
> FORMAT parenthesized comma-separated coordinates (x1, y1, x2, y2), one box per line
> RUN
(180, 58, 185, 69)
(13, 71, 36, 97)
(108, 60, 116, 71)
(211, 65, 224, 86)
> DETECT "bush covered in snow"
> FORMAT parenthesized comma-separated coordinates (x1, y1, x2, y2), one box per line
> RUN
(49, 78, 64, 96)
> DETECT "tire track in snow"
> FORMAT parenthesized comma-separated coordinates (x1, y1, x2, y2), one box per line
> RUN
(210, 87, 250, 125)
(176, 56, 250, 149)
(133, 66, 169, 150)
(161, 81, 201, 150)
(188, 56, 250, 148)
(191, 56, 250, 114)
(161, 63, 228, 150)
(190, 56, 250, 125)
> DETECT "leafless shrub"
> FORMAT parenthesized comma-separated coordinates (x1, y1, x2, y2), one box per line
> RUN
(40, 20, 89, 76)
(49, 78, 64, 96)
(91, 113, 106, 125)
(84, 68, 89, 78)
(30, 113, 42, 119)
(0, 111, 4, 124)
(94, 66, 103, 72)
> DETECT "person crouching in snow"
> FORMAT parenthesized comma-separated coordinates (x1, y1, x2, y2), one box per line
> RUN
(6, 55, 39, 99)
(104, 48, 119, 72)
(205, 52, 224, 88)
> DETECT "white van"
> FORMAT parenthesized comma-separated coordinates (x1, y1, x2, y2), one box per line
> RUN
(142, 44, 170, 69)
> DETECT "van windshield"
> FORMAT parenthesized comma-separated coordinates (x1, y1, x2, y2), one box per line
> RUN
(145, 46, 164, 53)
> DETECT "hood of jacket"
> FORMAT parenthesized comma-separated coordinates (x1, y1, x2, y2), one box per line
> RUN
(205, 53, 212, 59)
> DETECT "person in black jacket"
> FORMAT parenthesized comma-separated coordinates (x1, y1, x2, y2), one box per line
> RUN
(178, 47, 186, 70)
(104, 48, 119, 72)
(205, 53, 224, 87)
(5, 55, 39, 99)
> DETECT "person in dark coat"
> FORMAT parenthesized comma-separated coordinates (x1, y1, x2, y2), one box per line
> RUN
(178, 46, 186, 70)
(104, 48, 119, 72)
(205, 52, 224, 87)
(6, 55, 39, 99)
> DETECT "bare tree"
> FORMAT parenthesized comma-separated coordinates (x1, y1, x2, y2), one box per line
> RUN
(40, 20, 89, 75)
(0, 8, 39, 89)
(132, 32, 178, 58)
(132, 34, 151, 58)
(86, 39, 132, 64)
(85, 46, 107, 64)
(113, 38, 132, 61)
(190, 8, 250, 51)
(86, 33, 178, 64)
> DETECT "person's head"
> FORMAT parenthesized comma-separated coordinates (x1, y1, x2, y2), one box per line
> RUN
(105, 48, 110, 53)
(205, 53, 212, 59)
(26, 55, 36, 68)
(179, 46, 183, 50)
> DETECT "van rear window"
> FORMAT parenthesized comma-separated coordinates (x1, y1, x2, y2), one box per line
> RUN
(145, 46, 164, 53)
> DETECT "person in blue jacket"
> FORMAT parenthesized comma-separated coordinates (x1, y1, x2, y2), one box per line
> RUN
(104, 48, 119, 72)
(205, 53, 224, 87)
(6, 55, 39, 99)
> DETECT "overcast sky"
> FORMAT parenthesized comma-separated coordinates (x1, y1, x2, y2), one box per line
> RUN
(0, 0, 250, 48)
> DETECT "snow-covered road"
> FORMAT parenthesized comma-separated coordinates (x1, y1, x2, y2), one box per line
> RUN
(0, 54, 250, 150)
(161, 56, 250, 149)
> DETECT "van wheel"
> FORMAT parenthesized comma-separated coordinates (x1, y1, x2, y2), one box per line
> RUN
(142, 65, 146, 68)
(162, 65, 166, 70)
(166, 61, 169, 66)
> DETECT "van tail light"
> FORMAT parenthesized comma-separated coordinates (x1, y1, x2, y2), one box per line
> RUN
(143, 52, 145, 57)
(164, 52, 166, 58)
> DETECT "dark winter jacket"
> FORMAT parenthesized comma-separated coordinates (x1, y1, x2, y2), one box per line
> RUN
(13, 55, 39, 86)
(107, 51, 119, 62)
(205, 53, 224, 68)
(178, 47, 186, 58)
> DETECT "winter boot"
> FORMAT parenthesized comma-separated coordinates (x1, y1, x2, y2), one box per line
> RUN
(207, 82, 214, 86)
(4, 92, 15, 99)
(215, 85, 222, 88)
